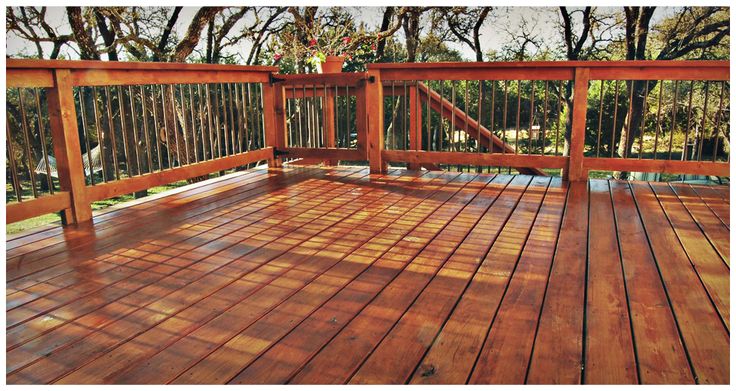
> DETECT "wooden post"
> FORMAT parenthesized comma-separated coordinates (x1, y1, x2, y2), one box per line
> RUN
(365, 70, 386, 174)
(566, 67, 590, 181)
(408, 84, 422, 170)
(262, 79, 284, 168)
(355, 82, 368, 160)
(323, 87, 337, 165)
(46, 69, 93, 224)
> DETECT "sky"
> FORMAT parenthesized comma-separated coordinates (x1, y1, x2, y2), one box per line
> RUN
(5, 6, 681, 62)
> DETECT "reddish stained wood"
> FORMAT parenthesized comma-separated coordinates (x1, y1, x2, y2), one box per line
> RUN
(382, 150, 566, 169)
(649, 182, 729, 329)
(230, 174, 510, 384)
(609, 181, 694, 384)
(415, 178, 566, 384)
(365, 70, 385, 173)
(526, 181, 588, 384)
(565, 68, 589, 181)
(71, 172, 456, 384)
(669, 183, 729, 265)
(583, 158, 729, 178)
(172, 173, 485, 384)
(7, 192, 72, 224)
(689, 185, 730, 228)
(582, 180, 637, 384)
(348, 176, 550, 385)
(289, 175, 535, 384)
(629, 181, 729, 384)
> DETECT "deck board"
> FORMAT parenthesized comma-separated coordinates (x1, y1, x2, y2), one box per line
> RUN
(5, 167, 730, 384)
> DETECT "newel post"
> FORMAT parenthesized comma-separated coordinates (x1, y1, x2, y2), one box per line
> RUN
(262, 76, 285, 168)
(365, 69, 386, 174)
(408, 83, 422, 170)
(565, 67, 590, 182)
(46, 69, 93, 224)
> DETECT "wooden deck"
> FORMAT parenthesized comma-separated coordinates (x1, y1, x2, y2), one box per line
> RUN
(5, 166, 730, 384)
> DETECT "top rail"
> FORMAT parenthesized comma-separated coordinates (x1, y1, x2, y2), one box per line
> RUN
(7, 59, 278, 88)
(369, 60, 729, 81)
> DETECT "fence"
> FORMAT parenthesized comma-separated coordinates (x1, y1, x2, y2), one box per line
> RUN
(6, 59, 729, 225)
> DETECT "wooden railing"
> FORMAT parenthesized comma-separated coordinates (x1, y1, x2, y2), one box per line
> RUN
(6, 59, 729, 226)
(6, 59, 278, 225)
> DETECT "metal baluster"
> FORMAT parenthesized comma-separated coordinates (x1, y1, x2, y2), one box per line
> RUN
(451, 81, 456, 152)
(92, 87, 109, 181)
(502, 80, 509, 154)
(697, 81, 710, 161)
(610, 80, 620, 158)
(33, 89, 54, 190)
(6, 117, 23, 201)
(542, 81, 549, 156)
(128, 86, 142, 175)
(117, 86, 133, 176)
(712, 81, 726, 162)
(653, 81, 664, 160)
(638, 82, 649, 159)
(152, 85, 167, 169)
(668, 80, 679, 160)
(490, 80, 496, 154)
(556, 80, 562, 155)
(140, 86, 154, 172)
(188, 84, 200, 162)
(78, 88, 95, 185)
(528, 80, 535, 155)
(596, 80, 605, 157)
(623, 80, 634, 158)
(160, 85, 174, 168)
(17, 89, 38, 197)
(104, 88, 119, 177)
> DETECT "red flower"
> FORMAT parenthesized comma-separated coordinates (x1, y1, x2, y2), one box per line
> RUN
(371, 44, 377, 51)
(309, 38, 317, 47)
(273, 53, 282, 61)
(342, 36, 351, 44)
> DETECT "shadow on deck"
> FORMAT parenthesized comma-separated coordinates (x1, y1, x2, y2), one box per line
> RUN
(5, 166, 730, 384)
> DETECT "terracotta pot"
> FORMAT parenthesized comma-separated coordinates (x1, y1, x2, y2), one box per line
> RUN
(320, 55, 345, 73)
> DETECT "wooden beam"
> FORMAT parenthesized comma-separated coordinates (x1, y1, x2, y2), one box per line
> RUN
(6, 69, 54, 88)
(382, 150, 567, 169)
(589, 66, 729, 81)
(377, 67, 575, 82)
(281, 147, 365, 161)
(6, 192, 71, 224)
(71, 69, 270, 87)
(276, 72, 368, 86)
(323, 87, 338, 165)
(566, 67, 590, 181)
(85, 148, 273, 202)
(583, 157, 729, 177)
(7, 58, 277, 72)
(46, 69, 92, 224)
(365, 70, 386, 173)
(262, 82, 282, 168)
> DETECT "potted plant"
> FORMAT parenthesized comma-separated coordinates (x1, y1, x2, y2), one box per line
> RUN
(273, 25, 377, 73)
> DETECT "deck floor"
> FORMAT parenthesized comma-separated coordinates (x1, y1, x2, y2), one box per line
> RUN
(5, 166, 730, 384)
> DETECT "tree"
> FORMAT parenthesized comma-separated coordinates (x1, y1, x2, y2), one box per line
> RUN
(6, 7, 74, 59)
(443, 7, 492, 62)
(614, 6, 729, 178)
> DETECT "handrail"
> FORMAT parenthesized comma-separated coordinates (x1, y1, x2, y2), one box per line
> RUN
(5, 59, 730, 226)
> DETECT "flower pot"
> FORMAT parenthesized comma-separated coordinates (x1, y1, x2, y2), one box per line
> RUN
(320, 55, 345, 73)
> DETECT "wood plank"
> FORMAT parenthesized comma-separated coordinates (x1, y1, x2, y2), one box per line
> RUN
(582, 180, 637, 384)
(690, 184, 730, 228)
(71, 69, 271, 87)
(6, 192, 72, 224)
(288, 175, 533, 384)
(649, 182, 729, 328)
(526, 180, 588, 384)
(11, 170, 421, 383)
(6, 169, 368, 346)
(231, 174, 513, 384)
(85, 148, 273, 202)
(8, 58, 277, 72)
(669, 183, 729, 265)
(281, 147, 364, 161)
(609, 181, 694, 384)
(348, 176, 551, 384)
(6, 168, 320, 286)
(629, 181, 729, 384)
(6, 68, 54, 88)
(583, 157, 729, 178)
(708, 185, 729, 203)
(60, 171, 455, 384)
(415, 178, 566, 384)
(382, 150, 566, 169)
(173, 173, 488, 384)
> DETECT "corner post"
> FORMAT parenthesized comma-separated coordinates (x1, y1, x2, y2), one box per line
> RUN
(46, 68, 93, 224)
(565, 67, 590, 182)
(262, 76, 284, 168)
(365, 69, 386, 174)
(323, 86, 337, 165)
